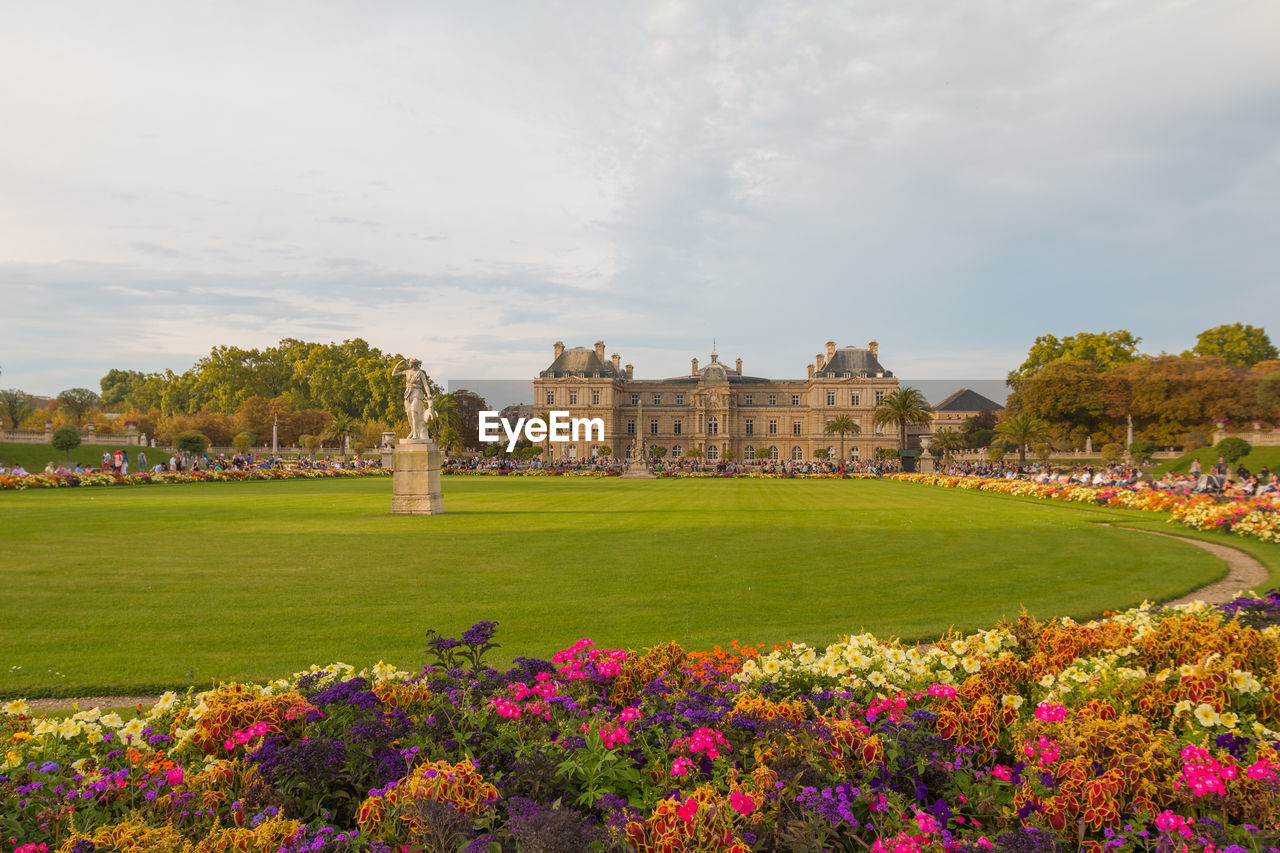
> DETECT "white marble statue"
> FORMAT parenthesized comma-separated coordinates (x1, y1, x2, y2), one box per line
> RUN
(392, 358, 435, 441)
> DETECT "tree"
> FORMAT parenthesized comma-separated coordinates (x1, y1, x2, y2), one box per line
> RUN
(722, 448, 737, 461)
(177, 431, 209, 454)
(873, 388, 933, 452)
(56, 388, 101, 427)
(1128, 438, 1157, 464)
(1190, 324, 1277, 367)
(427, 393, 461, 452)
(321, 413, 361, 452)
(51, 424, 81, 459)
(1258, 372, 1280, 419)
(959, 410, 997, 449)
(648, 445, 667, 459)
(1008, 330, 1142, 389)
(1100, 443, 1124, 464)
(823, 415, 860, 461)
(995, 413, 1051, 465)
(930, 428, 965, 464)
(450, 390, 489, 451)
(233, 432, 254, 454)
(986, 446, 1005, 462)
(1008, 360, 1106, 448)
(1034, 442, 1054, 464)
(597, 444, 612, 458)
(813, 447, 830, 461)
(0, 389, 35, 429)
(686, 447, 705, 461)
(1214, 436, 1251, 464)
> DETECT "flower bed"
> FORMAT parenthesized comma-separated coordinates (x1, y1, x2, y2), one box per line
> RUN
(0, 468, 391, 491)
(889, 473, 1280, 546)
(4, 599, 1279, 852)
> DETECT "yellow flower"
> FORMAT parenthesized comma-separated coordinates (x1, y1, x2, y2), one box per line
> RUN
(4, 699, 30, 716)
(868, 671, 888, 688)
(1038, 673, 1055, 688)
(4, 749, 22, 770)
(962, 657, 981, 674)
(120, 718, 146, 740)
(1173, 700, 1193, 717)
(1219, 711, 1239, 729)
(940, 654, 959, 670)
(1001, 695, 1024, 710)
(99, 713, 123, 729)
(1193, 703, 1220, 728)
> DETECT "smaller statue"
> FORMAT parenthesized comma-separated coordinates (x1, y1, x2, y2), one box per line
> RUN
(391, 358, 435, 441)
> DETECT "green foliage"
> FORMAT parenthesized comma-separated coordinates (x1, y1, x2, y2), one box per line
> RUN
(1215, 436, 1252, 464)
(1190, 323, 1277, 367)
(685, 447, 705, 460)
(1128, 438, 1157, 463)
(1100, 442, 1125, 463)
(50, 425, 81, 457)
(875, 447, 899, 460)
(986, 446, 1005, 462)
(823, 414, 860, 460)
(1258, 372, 1280, 416)
(996, 413, 1051, 465)
(813, 447, 830, 460)
(1034, 442, 1054, 463)
(56, 388, 101, 426)
(959, 410, 997, 449)
(647, 445, 666, 459)
(0, 389, 35, 429)
(596, 444, 612, 457)
(872, 387, 933, 450)
(1008, 330, 1142, 388)
(930, 428, 964, 462)
(176, 431, 209, 454)
(232, 432, 254, 453)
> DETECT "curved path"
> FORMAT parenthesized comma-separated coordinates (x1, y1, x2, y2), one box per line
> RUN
(24, 531, 1271, 714)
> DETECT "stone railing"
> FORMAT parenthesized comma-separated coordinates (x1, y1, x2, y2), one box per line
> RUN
(1, 428, 143, 446)
(1211, 426, 1280, 447)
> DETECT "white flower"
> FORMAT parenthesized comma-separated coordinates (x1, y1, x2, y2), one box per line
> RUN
(99, 713, 124, 729)
(940, 654, 959, 670)
(961, 657, 981, 674)
(1001, 695, 1024, 710)
(1038, 674, 1055, 688)
(868, 671, 888, 688)
(1193, 703, 1220, 728)
(950, 641, 968, 656)
(120, 718, 147, 741)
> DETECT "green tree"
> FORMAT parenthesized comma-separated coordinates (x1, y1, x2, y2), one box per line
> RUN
(450, 390, 489, 451)
(1008, 330, 1142, 389)
(959, 410, 997, 449)
(722, 448, 737, 461)
(873, 388, 933, 452)
(813, 447, 830, 461)
(648, 445, 666, 459)
(1256, 371, 1280, 418)
(1214, 436, 1251, 464)
(56, 388, 101, 427)
(1100, 443, 1125, 464)
(1009, 360, 1105, 447)
(1128, 438, 1157, 464)
(427, 393, 461, 448)
(996, 413, 1051, 465)
(823, 414, 861, 462)
(685, 447, 705, 461)
(177, 431, 209, 454)
(233, 432, 254, 454)
(1190, 324, 1277, 367)
(1034, 442, 1054, 464)
(0, 389, 35, 429)
(597, 444, 612, 458)
(51, 424, 81, 459)
(930, 428, 965, 464)
(321, 413, 361, 452)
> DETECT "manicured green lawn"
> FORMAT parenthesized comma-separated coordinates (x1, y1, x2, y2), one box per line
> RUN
(1152, 445, 1280, 478)
(0, 441, 172, 472)
(0, 477, 1228, 697)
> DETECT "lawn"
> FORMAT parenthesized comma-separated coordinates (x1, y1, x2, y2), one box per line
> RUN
(0, 440, 172, 472)
(0, 477, 1229, 697)
(1151, 444, 1280, 477)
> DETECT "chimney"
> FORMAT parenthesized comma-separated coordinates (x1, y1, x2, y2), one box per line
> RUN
(816, 354, 824, 371)
(553, 341, 565, 359)
(594, 340, 606, 359)
(808, 364, 815, 378)
(735, 357, 742, 373)
(611, 353, 620, 371)
(625, 364, 634, 379)
(868, 340, 879, 358)
(691, 357, 699, 375)
(825, 340, 836, 361)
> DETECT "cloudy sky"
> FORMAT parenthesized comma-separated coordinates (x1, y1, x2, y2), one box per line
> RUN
(2, 0, 1277, 396)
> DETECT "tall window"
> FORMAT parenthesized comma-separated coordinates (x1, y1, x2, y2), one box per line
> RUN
(875, 390, 885, 404)
(768, 394, 777, 405)
(673, 419, 682, 435)
(591, 390, 600, 405)
(792, 446, 804, 461)
(652, 394, 662, 405)
(672, 445, 683, 457)
(627, 419, 635, 434)
(708, 416, 719, 435)
(744, 394, 753, 405)
(851, 392, 860, 406)
(568, 390, 578, 405)
(768, 419, 778, 435)
(826, 391, 835, 406)
(768, 445, 779, 460)
(792, 420, 802, 435)
(706, 445, 719, 460)
(650, 419, 658, 435)
(631, 394, 639, 405)
(745, 418, 754, 435)
(545, 390, 555, 405)
(675, 393, 684, 405)
(791, 394, 801, 406)
(745, 446, 755, 459)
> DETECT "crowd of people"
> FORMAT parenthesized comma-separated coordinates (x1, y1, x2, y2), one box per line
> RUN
(0, 449, 383, 477)
(935, 457, 1278, 500)
(442, 455, 905, 475)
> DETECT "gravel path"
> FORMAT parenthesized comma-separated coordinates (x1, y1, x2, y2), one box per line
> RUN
(24, 530, 1272, 713)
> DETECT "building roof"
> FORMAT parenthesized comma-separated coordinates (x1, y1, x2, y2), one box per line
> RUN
(540, 347, 621, 378)
(933, 388, 1005, 413)
(816, 346, 892, 378)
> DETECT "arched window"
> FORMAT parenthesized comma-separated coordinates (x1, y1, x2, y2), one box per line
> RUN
(744, 445, 755, 460)
(568, 445, 578, 459)
(707, 416, 719, 435)
(851, 447, 860, 461)
(707, 445, 719, 460)
(792, 446, 804, 461)
(769, 445, 779, 460)
(672, 445, 683, 458)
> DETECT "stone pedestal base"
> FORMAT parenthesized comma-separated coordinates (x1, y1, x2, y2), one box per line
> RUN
(620, 460, 658, 479)
(392, 440, 444, 514)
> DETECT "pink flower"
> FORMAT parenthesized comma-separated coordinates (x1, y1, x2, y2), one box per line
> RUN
(729, 790, 757, 816)
(915, 811, 941, 833)
(1033, 703, 1067, 722)
(166, 767, 184, 786)
(677, 797, 699, 824)
(671, 757, 695, 777)
(990, 764, 1012, 781)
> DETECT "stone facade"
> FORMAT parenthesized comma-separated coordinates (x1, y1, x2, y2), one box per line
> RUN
(533, 341, 902, 462)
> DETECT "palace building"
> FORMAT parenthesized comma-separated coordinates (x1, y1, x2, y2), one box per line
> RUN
(533, 340, 902, 462)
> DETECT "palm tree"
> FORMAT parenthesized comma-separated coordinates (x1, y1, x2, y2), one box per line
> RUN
(929, 428, 965, 465)
(996, 413, 1051, 465)
(873, 388, 934, 453)
(427, 393, 460, 449)
(321, 413, 361, 453)
(823, 414, 861, 462)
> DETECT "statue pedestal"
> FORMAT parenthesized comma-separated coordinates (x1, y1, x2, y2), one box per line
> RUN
(392, 440, 444, 514)
(620, 459, 658, 479)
